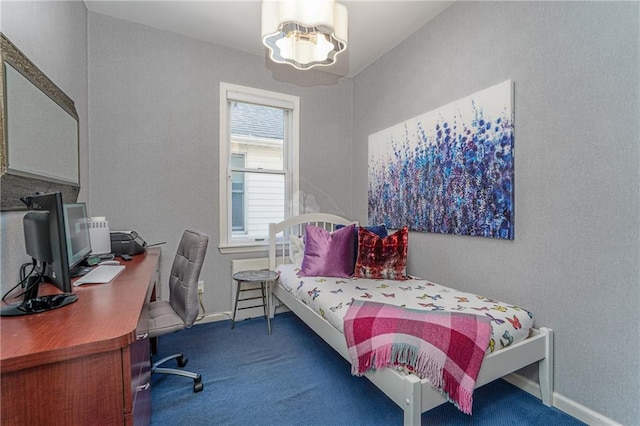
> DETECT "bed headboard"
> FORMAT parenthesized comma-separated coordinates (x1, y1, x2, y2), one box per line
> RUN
(268, 213, 358, 270)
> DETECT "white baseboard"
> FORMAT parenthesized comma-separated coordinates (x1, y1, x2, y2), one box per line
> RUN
(503, 373, 621, 426)
(195, 311, 233, 324)
(196, 307, 290, 325)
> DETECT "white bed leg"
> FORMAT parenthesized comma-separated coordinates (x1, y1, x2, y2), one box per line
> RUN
(403, 374, 422, 426)
(538, 327, 554, 406)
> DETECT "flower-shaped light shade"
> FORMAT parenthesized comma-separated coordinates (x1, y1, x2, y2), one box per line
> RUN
(262, 0, 348, 70)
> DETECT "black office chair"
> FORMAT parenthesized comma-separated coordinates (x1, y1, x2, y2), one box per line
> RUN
(148, 229, 209, 392)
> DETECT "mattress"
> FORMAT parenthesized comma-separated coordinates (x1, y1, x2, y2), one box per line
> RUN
(275, 263, 533, 353)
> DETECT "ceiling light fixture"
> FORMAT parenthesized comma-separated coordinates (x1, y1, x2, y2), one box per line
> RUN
(261, 0, 348, 70)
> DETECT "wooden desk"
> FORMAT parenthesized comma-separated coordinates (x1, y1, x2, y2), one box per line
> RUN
(0, 248, 160, 425)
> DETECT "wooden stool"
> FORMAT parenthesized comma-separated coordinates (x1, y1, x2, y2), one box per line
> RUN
(231, 269, 279, 335)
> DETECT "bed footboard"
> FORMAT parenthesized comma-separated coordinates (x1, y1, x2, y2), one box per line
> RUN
(538, 327, 554, 406)
(404, 374, 422, 426)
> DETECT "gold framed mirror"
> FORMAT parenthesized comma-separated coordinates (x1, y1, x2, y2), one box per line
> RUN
(1, 33, 80, 211)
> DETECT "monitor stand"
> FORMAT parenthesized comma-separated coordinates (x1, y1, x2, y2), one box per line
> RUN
(0, 276, 78, 317)
(70, 265, 93, 277)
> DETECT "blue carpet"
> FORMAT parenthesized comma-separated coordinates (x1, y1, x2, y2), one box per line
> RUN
(151, 312, 584, 426)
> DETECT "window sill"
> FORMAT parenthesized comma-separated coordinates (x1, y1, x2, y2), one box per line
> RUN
(218, 242, 269, 255)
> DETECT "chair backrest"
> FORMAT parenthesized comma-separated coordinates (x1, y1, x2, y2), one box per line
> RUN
(168, 230, 209, 327)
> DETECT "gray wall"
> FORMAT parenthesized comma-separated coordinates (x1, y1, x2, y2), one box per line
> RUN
(352, 2, 639, 424)
(86, 12, 353, 312)
(0, 1, 88, 288)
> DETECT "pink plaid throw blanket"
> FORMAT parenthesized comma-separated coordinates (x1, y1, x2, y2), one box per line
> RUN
(343, 300, 492, 414)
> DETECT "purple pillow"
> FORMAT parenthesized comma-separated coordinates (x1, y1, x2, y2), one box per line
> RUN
(299, 223, 356, 278)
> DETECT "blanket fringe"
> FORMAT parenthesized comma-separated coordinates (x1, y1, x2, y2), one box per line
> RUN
(443, 370, 474, 415)
(354, 343, 475, 414)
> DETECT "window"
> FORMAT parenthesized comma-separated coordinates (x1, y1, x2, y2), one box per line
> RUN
(219, 83, 299, 253)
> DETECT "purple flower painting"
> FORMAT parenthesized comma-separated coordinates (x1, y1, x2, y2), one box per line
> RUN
(368, 80, 514, 239)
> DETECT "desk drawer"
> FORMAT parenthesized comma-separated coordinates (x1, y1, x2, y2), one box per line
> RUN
(130, 332, 151, 426)
(129, 293, 151, 426)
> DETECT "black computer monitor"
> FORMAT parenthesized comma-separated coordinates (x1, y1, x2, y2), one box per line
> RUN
(63, 203, 92, 272)
(0, 192, 78, 316)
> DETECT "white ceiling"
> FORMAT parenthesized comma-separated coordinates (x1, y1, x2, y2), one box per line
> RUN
(84, 0, 454, 77)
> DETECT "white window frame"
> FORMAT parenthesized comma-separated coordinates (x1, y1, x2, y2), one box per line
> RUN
(219, 82, 299, 254)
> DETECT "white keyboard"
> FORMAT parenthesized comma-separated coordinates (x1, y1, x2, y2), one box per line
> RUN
(74, 265, 126, 286)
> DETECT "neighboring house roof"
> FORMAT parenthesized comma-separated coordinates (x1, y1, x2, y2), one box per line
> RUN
(230, 102, 283, 140)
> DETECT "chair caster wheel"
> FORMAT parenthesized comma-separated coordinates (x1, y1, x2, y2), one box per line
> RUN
(193, 375, 203, 393)
(177, 354, 188, 368)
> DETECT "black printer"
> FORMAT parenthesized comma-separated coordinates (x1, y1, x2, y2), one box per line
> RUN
(110, 231, 147, 256)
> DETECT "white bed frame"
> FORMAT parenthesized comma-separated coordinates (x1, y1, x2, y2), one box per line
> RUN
(268, 213, 554, 426)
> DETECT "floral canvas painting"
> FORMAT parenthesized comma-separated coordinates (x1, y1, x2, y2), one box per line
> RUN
(368, 80, 514, 239)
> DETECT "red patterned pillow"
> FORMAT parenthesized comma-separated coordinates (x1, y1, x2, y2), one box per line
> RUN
(355, 226, 408, 280)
